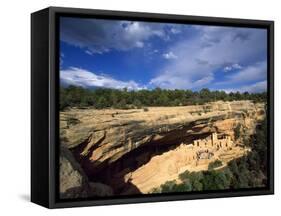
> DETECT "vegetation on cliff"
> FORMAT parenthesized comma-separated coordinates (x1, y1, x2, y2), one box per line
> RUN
(151, 117, 268, 193)
(208, 159, 223, 170)
(60, 86, 266, 110)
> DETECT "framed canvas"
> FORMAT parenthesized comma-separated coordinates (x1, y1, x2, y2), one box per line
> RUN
(31, 7, 274, 208)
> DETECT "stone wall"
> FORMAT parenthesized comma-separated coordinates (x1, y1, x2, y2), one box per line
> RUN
(193, 132, 233, 150)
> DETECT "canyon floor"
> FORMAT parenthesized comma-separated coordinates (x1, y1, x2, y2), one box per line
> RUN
(59, 100, 265, 197)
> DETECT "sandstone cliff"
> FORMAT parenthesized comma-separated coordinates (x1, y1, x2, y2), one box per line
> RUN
(60, 100, 265, 195)
(59, 145, 113, 198)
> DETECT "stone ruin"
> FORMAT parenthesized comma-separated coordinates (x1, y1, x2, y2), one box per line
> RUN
(180, 132, 234, 165)
(193, 132, 233, 150)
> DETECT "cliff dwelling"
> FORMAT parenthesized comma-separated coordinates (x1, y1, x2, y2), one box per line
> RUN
(71, 126, 251, 194)
(119, 132, 248, 194)
(71, 130, 249, 195)
(193, 132, 233, 150)
(60, 100, 264, 196)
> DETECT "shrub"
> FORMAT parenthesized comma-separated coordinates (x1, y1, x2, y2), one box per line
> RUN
(179, 170, 190, 182)
(66, 117, 80, 126)
(160, 180, 177, 193)
(208, 160, 223, 170)
(234, 124, 242, 140)
(143, 107, 149, 112)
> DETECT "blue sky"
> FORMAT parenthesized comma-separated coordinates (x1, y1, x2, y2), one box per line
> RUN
(60, 17, 267, 93)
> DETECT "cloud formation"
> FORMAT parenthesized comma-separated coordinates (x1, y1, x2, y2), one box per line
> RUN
(60, 18, 267, 93)
(163, 51, 178, 59)
(60, 67, 145, 90)
(150, 26, 267, 90)
(60, 17, 166, 54)
(222, 80, 267, 93)
(224, 63, 243, 72)
(224, 61, 266, 84)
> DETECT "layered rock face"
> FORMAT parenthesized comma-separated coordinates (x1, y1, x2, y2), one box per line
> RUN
(59, 146, 113, 199)
(59, 100, 265, 195)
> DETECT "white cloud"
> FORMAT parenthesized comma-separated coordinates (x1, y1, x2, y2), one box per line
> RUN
(224, 63, 243, 72)
(232, 63, 243, 69)
(60, 67, 146, 90)
(149, 72, 213, 89)
(224, 66, 232, 72)
(61, 18, 166, 54)
(150, 26, 267, 90)
(221, 80, 267, 93)
(135, 41, 144, 48)
(163, 51, 178, 59)
(170, 28, 181, 34)
(242, 80, 267, 92)
(224, 61, 266, 84)
(193, 75, 214, 87)
(150, 73, 191, 89)
(85, 50, 93, 55)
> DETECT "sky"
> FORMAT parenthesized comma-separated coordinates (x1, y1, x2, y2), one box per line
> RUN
(60, 17, 267, 93)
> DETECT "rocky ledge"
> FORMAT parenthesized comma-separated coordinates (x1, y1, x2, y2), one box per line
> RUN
(59, 100, 265, 195)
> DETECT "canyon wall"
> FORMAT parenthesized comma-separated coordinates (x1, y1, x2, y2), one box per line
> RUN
(59, 100, 265, 196)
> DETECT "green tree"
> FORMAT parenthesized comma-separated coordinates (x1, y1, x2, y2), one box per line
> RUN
(208, 160, 223, 170)
(59, 86, 267, 110)
(95, 96, 107, 109)
(133, 99, 142, 109)
(234, 124, 242, 140)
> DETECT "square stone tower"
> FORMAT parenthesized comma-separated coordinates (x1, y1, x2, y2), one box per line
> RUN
(212, 132, 217, 146)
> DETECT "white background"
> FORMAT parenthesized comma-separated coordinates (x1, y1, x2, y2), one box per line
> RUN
(0, 0, 279, 215)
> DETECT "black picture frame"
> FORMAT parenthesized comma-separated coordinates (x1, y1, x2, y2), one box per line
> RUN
(31, 6, 274, 208)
